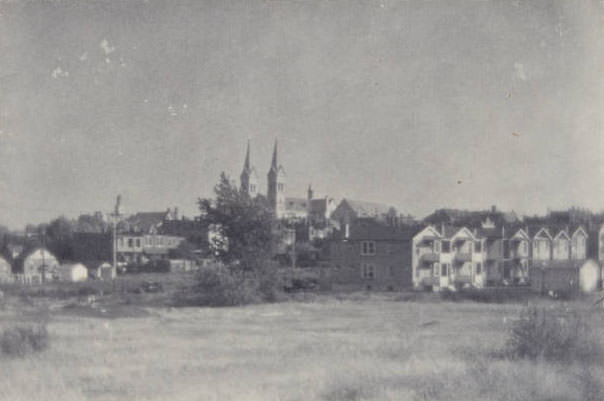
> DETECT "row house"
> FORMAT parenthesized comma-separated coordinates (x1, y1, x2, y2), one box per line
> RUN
(328, 220, 590, 291)
(481, 226, 588, 285)
(412, 225, 486, 290)
(528, 226, 588, 266)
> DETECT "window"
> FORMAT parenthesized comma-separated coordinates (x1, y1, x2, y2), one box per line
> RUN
(522, 241, 528, 253)
(433, 264, 440, 277)
(135, 239, 141, 248)
(361, 241, 376, 255)
(277, 183, 284, 192)
(361, 264, 375, 279)
(434, 241, 441, 253)
(474, 241, 482, 253)
(441, 241, 451, 253)
(476, 262, 482, 274)
(128, 238, 133, 247)
(441, 263, 448, 276)
(250, 184, 256, 192)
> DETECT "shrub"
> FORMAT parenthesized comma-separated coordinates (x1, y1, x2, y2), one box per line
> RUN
(505, 306, 603, 363)
(0, 325, 49, 357)
(192, 265, 257, 306)
(440, 288, 532, 303)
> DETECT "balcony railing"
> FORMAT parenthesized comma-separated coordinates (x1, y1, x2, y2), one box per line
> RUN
(420, 252, 440, 263)
(454, 275, 472, 284)
(454, 253, 472, 263)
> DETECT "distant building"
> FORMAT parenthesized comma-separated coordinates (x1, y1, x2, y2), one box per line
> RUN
(411, 225, 487, 290)
(330, 199, 397, 226)
(13, 247, 59, 284)
(241, 140, 337, 223)
(328, 219, 419, 291)
(423, 206, 519, 228)
(58, 263, 88, 282)
(0, 256, 12, 283)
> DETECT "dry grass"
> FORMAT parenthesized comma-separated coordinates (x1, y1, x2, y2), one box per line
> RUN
(0, 292, 603, 400)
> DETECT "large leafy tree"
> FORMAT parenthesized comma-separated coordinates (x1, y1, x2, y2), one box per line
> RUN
(198, 173, 275, 271)
(46, 216, 75, 261)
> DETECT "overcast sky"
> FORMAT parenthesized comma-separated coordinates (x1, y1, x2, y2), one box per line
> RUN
(1, 0, 604, 228)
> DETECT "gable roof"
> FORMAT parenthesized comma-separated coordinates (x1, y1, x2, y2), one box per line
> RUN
(571, 226, 588, 238)
(413, 225, 443, 241)
(552, 229, 571, 241)
(531, 227, 553, 240)
(510, 228, 530, 241)
(450, 227, 476, 241)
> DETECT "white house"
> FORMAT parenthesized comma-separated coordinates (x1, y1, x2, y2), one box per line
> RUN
(0, 256, 12, 283)
(16, 248, 59, 284)
(58, 263, 88, 282)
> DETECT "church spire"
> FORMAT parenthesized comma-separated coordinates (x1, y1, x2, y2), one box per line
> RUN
(243, 139, 251, 172)
(267, 138, 286, 217)
(270, 139, 279, 171)
(240, 139, 258, 197)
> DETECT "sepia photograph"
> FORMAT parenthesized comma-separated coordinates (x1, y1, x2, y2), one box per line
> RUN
(1, 0, 604, 400)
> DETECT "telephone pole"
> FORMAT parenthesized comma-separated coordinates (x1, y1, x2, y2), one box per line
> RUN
(110, 195, 123, 273)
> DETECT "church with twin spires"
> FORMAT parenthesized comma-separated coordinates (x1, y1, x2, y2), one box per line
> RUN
(239, 140, 336, 225)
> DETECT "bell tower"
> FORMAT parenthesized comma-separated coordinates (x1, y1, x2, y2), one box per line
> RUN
(240, 140, 258, 197)
(267, 139, 286, 217)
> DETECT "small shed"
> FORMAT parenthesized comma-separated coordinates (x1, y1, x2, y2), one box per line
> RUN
(84, 261, 116, 280)
(578, 259, 601, 293)
(98, 263, 116, 280)
(58, 263, 88, 282)
(0, 256, 12, 283)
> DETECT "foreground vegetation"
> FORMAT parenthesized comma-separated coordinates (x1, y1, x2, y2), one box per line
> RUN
(1, 288, 603, 401)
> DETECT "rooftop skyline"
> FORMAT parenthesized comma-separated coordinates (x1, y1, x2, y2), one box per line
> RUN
(1, 1, 604, 229)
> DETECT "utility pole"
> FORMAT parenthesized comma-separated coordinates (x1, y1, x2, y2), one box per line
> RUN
(110, 195, 123, 275)
(40, 228, 46, 284)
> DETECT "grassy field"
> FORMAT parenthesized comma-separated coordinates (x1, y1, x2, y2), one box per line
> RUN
(0, 287, 603, 401)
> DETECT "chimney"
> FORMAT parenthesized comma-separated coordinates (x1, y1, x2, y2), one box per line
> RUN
(344, 224, 350, 239)
(307, 185, 314, 201)
(173, 207, 179, 220)
(491, 205, 496, 213)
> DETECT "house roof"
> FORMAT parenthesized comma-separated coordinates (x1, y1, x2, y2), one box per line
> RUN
(343, 199, 395, 217)
(333, 220, 423, 241)
(123, 212, 167, 233)
(285, 197, 309, 213)
(552, 228, 571, 240)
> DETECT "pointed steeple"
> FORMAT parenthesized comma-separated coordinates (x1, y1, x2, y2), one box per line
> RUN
(240, 139, 258, 197)
(267, 138, 286, 217)
(270, 139, 279, 171)
(243, 139, 251, 172)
